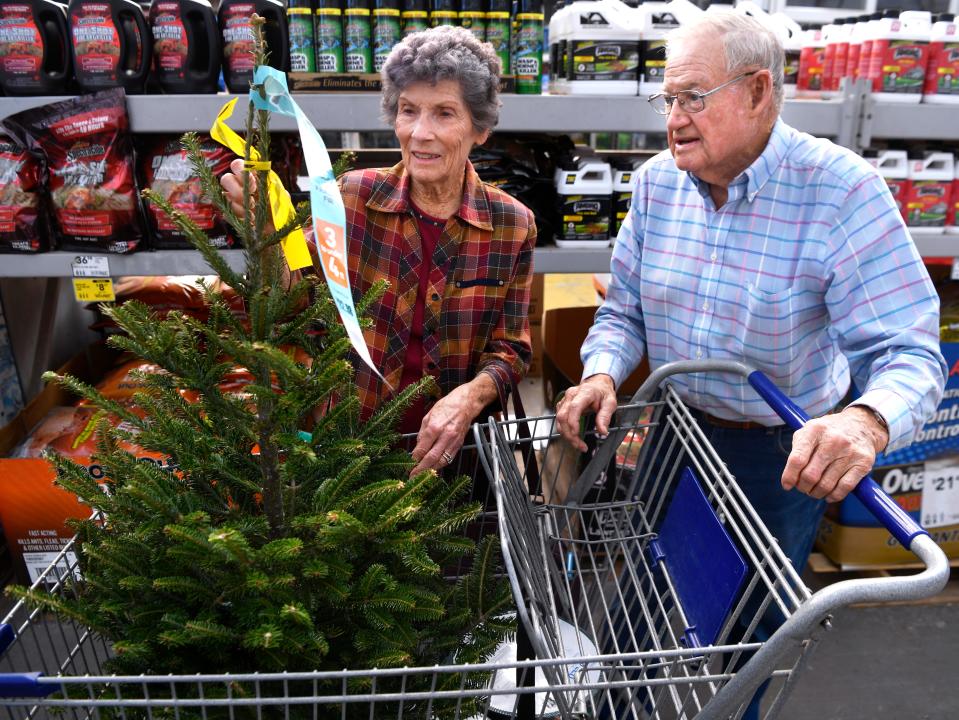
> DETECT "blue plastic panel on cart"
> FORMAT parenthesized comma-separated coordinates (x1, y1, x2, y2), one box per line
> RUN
(0, 672, 53, 698)
(656, 467, 748, 646)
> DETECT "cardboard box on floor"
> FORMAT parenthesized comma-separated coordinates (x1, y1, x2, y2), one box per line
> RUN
(0, 343, 121, 584)
(541, 306, 649, 409)
(526, 274, 545, 378)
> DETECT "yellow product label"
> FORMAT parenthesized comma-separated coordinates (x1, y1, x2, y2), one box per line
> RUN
(564, 215, 583, 222)
(288, 7, 311, 14)
(621, 173, 632, 183)
(402, 10, 427, 17)
(374, 7, 400, 15)
(646, 60, 666, 67)
(73, 278, 115, 303)
(316, 7, 341, 15)
(345, 8, 370, 15)
(574, 55, 595, 62)
(516, 12, 544, 19)
(460, 10, 483, 17)
(882, 65, 901, 72)
(908, 202, 923, 208)
(487, 11, 509, 18)
(617, 211, 627, 219)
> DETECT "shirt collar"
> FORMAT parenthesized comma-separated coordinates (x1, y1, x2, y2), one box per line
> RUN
(688, 118, 794, 204)
(365, 159, 494, 231)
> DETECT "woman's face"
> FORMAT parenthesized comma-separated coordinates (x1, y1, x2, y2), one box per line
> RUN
(394, 79, 490, 191)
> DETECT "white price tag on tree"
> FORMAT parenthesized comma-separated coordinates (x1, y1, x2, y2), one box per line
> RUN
(920, 456, 959, 529)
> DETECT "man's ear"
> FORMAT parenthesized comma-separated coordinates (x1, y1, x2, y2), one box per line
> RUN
(750, 69, 774, 114)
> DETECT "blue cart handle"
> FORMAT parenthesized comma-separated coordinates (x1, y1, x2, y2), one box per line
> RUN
(747, 370, 926, 549)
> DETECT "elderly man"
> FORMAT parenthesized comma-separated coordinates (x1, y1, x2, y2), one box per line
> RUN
(556, 11, 945, 709)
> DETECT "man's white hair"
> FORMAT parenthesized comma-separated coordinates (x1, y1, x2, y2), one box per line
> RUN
(665, 10, 784, 113)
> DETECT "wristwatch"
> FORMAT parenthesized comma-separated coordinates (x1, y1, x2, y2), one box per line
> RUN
(860, 404, 889, 433)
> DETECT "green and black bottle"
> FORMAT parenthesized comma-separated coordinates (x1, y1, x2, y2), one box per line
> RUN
(513, 0, 541, 93)
(485, 0, 510, 76)
(459, 0, 484, 40)
(402, 0, 428, 36)
(345, 0, 373, 72)
(288, 0, 316, 72)
(314, 0, 344, 72)
(430, 0, 457, 26)
(373, 0, 401, 71)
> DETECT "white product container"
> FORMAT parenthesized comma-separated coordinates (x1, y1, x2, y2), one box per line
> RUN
(819, 19, 842, 98)
(866, 149, 910, 224)
(548, 0, 571, 94)
(949, 157, 959, 233)
(564, 0, 642, 96)
(906, 151, 954, 234)
(636, 0, 702, 99)
(770, 11, 804, 99)
(922, 13, 959, 104)
(867, 10, 932, 103)
(555, 158, 614, 248)
(797, 26, 826, 98)
(609, 155, 647, 241)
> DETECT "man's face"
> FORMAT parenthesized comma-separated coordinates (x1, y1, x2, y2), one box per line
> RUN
(664, 35, 758, 187)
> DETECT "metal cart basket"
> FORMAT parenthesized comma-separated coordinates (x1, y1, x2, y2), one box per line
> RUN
(482, 360, 951, 720)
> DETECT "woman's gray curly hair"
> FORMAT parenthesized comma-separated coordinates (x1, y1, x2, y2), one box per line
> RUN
(381, 25, 502, 133)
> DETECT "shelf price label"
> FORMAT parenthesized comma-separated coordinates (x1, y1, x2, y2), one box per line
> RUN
(921, 456, 959, 529)
(72, 278, 115, 303)
(71, 255, 110, 278)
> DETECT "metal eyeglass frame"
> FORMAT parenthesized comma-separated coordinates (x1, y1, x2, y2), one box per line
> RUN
(648, 70, 759, 116)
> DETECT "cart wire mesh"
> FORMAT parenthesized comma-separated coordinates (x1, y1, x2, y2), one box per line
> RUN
(482, 384, 825, 720)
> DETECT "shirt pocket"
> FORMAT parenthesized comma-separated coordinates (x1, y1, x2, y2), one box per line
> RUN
(740, 283, 804, 378)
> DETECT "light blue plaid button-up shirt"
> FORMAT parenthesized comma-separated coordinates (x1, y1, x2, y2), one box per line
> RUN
(582, 119, 946, 452)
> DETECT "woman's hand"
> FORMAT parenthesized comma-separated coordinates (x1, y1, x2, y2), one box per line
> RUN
(220, 159, 275, 233)
(410, 374, 498, 475)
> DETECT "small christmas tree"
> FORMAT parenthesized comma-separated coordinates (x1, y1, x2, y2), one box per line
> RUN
(7, 19, 512, 716)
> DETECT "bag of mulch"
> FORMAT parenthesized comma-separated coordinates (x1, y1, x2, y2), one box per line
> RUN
(0, 135, 46, 252)
(2, 88, 143, 253)
(141, 134, 238, 250)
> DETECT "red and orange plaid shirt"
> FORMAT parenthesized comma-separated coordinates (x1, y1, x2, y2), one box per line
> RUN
(337, 160, 537, 421)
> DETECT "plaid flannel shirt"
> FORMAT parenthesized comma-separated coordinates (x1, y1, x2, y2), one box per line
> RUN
(337, 161, 536, 421)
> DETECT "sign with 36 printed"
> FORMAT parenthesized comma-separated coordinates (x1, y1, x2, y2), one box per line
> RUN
(71, 255, 110, 278)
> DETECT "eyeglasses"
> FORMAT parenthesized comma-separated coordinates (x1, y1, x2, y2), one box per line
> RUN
(647, 71, 758, 116)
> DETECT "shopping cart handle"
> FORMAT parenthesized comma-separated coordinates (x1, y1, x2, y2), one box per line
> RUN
(0, 672, 55, 698)
(748, 370, 927, 550)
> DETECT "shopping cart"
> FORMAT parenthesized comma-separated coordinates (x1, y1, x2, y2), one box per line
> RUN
(481, 360, 951, 720)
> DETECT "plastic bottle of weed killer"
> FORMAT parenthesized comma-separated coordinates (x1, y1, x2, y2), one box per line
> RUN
(513, 0, 542, 93)
(218, 0, 288, 92)
(372, 0, 400, 71)
(867, 10, 931, 103)
(768, 11, 802, 99)
(485, 0, 509, 76)
(845, 14, 870, 82)
(68, 0, 150, 92)
(905, 151, 954, 233)
(857, 11, 887, 83)
(796, 25, 825, 98)
(314, 0, 343, 72)
(637, 0, 702, 99)
(149, 0, 220, 93)
(562, 0, 640, 96)
(949, 155, 959, 233)
(923, 13, 959, 104)
(554, 156, 613, 248)
(429, 0, 455, 27)
(865, 148, 910, 224)
(287, 0, 315, 72)
(609, 155, 644, 240)
(0, 0, 71, 95)
(401, 0, 427, 36)
(458, 0, 484, 41)
(344, 0, 372, 72)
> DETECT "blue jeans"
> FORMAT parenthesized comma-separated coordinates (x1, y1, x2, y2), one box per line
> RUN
(698, 421, 827, 719)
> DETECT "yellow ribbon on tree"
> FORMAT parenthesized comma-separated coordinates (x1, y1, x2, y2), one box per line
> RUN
(211, 98, 312, 271)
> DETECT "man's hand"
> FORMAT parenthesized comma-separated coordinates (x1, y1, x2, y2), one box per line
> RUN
(410, 374, 497, 476)
(220, 159, 276, 233)
(781, 405, 889, 503)
(554, 374, 618, 452)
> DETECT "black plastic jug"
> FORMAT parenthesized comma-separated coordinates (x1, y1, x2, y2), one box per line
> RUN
(149, 0, 220, 93)
(0, 0, 72, 95)
(218, 0, 289, 93)
(68, 0, 151, 92)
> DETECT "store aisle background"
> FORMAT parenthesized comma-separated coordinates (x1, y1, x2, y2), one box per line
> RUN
(529, 274, 959, 720)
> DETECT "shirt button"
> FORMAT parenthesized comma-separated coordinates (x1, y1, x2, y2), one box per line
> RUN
(431, 292, 440, 302)
(427, 361, 437, 370)
(710, 252, 717, 261)
(702, 301, 709, 311)
(696, 350, 703, 359)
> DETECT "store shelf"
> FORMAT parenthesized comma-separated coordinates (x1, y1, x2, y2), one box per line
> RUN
(859, 97, 959, 148)
(0, 93, 854, 138)
(911, 232, 959, 257)
(0, 246, 614, 278)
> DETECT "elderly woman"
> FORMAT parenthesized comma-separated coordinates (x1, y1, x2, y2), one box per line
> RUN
(222, 25, 537, 474)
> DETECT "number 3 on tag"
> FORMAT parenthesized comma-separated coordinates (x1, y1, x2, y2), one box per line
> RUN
(316, 221, 348, 289)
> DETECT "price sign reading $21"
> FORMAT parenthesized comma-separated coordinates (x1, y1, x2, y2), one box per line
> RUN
(316, 221, 348, 289)
(921, 456, 959, 529)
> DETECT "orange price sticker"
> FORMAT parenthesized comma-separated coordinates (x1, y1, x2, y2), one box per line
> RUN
(316, 221, 348, 289)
